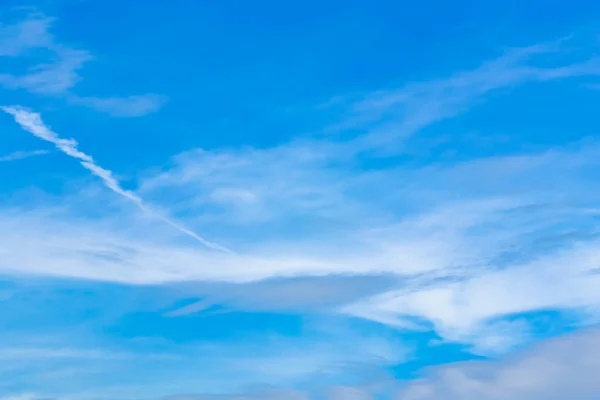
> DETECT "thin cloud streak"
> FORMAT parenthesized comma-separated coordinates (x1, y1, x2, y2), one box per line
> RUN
(1, 105, 231, 253)
(67, 94, 169, 117)
(0, 149, 48, 162)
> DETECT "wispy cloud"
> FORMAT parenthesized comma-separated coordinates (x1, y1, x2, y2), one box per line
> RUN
(1, 141, 599, 353)
(0, 149, 48, 162)
(126, 39, 600, 351)
(0, 347, 129, 361)
(0, 12, 92, 94)
(0, 46, 92, 95)
(0, 13, 53, 56)
(2, 37, 600, 355)
(325, 42, 600, 155)
(1, 106, 229, 252)
(0, 317, 405, 398)
(140, 40, 600, 228)
(67, 94, 169, 117)
(0, 394, 41, 400)
(147, 328, 600, 400)
(0, 11, 166, 116)
(3, 6, 600, 400)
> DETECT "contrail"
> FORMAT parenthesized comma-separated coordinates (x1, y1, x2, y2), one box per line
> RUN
(2, 105, 232, 253)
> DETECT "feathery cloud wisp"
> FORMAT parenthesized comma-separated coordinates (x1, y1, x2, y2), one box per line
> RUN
(0, 12, 166, 117)
(1, 105, 230, 253)
(67, 94, 169, 117)
(0, 149, 48, 162)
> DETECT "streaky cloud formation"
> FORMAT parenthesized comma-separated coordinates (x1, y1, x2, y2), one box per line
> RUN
(2, 2, 600, 399)
(0, 12, 92, 95)
(1, 105, 230, 252)
(67, 94, 169, 117)
(150, 327, 600, 400)
(0, 11, 166, 117)
(0, 149, 48, 162)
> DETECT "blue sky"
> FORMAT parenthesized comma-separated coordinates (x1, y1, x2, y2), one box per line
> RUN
(2, 1, 600, 399)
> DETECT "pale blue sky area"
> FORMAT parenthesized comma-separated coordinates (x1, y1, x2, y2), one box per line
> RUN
(2, 1, 600, 399)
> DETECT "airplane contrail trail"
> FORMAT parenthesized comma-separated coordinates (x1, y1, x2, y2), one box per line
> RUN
(2, 105, 232, 253)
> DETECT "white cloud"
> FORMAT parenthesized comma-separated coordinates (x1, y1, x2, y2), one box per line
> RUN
(0, 321, 406, 399)
(0, 46, 92, 94)
(0, 347, 129, 361)
(0, 149, 48, 162)
(3, 115, 600, 353)
(123, 39, 600, 351)
(139, 39, 600, 230)
(139, 142, 354, 226)
(326, 386, 374, 400)
(0, 12, 92, 94)
(0, 13, 53, 56)
(0, 394, 43, 400)
(166, 275, 395, 316)
(395, 328, 600, 400)
(2, 38, 600, 355)
(3, 11, 600, 400)
(77, 329, 600, 400)
(0, 11, 165, 116)
(67, 93, 168, 117)
(342, 240, 600, 353)
(0, 142, 598, 353)
(327, 42, 600, 154)
(1, 106, 229, 252)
